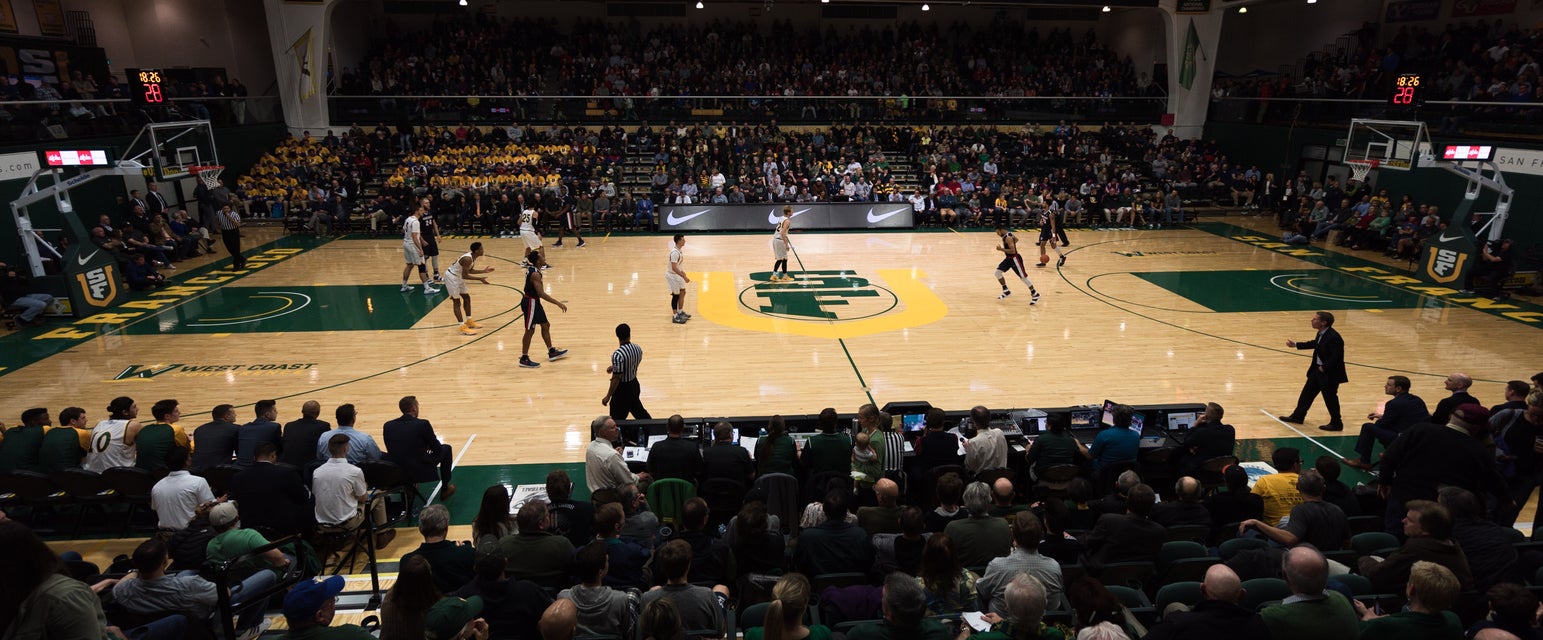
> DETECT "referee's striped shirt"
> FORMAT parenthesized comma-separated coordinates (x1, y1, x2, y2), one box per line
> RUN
(611, 343, 643, 382)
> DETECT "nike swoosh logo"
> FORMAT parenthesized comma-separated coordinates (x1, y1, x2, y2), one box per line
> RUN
(76, 250, 99, 266)
(768, 208, 814, 224)
(867, 208, 908, 223)
(665, 210, 712, 226)
(1437, 232, 1466, 243)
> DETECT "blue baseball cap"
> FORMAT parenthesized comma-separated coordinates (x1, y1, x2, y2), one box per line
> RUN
(283, 575, 346, 622)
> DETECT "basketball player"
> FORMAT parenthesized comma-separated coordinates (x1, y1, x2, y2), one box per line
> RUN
(1036, 204, 1067, 268)
(551, 189, 587, 248)
(993, 225, 1040, 304)
(518, 207, 546, 268)
(418, 196, 444, 282)
(401, 207, 439, 294)
(667, 234, 691, 324)
(445, 242, 494, 336)
(770, 206, 793, 282)
(519, 250, 569, 369)
(84, 396, 142, 472)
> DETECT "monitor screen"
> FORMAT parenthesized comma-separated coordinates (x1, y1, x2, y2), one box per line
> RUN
(1070, 409, 1101, 430)
(1100, 399, 1118, 427)
(1020, 416, 1047, 435)
(902, 413, 927, 433)
(1128, 411, 1146, 435)
(1166, 412, 1198, 431)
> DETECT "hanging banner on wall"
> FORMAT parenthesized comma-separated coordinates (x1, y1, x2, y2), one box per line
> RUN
(1385, 0, 1441, 22)
(1452, 0, 1517, 15)
(288, 28, 316, 102)
(1179, 21, 1201, 90)
(1176, 0, 1211, 13)
(0, 1, 18, 33)
(31, 0, 63, 37)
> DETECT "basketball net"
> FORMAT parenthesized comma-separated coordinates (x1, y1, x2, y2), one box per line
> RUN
(193, 165, 225, 190)
(1347, 159, 1377, 184)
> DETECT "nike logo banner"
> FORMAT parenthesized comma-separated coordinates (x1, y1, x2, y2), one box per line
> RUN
(658, 203, 913, 231)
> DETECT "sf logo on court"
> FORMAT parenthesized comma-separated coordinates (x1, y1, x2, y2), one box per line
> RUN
(694, 269, 948, 339)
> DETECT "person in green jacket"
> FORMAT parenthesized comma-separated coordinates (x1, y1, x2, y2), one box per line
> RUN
(971, 573, 1067, 640)
(745, 573, 834, 640)
(1353, 560, 1464, 640)
(756, 415, 798, 476)
(135, 399, 191, 473)
(38, 407, 89, 473)
(1259, 546, 1360, 640)
(0, 408, 49, 472)
(844, 573, 953, 640)
(801, 408, 853, 477)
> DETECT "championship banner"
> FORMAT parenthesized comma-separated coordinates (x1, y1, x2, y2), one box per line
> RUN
(0, 1, 17, 33)
(1179, 21, 1201, 91)
(288, 28, 316, 102)
(1451, 0, 1516, 16)
(657, 202, 914, 232)
(1385, 0, 1440, 22)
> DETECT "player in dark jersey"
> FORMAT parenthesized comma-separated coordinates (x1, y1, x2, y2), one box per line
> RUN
(994, 225, 1040, 304)
(1036, 206, 1067, 268)
(419, 196, 443, 282)
(550, 188, 586, 248)
(519, 250, 569, 369)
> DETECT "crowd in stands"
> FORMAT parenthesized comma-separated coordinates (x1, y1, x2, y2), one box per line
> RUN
(339, 18, 1138, 101)
(2, 374, 1542, 639)
(0, 70, 253, 143)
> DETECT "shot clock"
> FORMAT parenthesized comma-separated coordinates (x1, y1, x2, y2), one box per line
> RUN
(127, 68, 166, 106)
(1390, 73, 1424, 109)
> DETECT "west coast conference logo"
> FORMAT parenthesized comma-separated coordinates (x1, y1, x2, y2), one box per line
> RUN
(694, 269, 947, 339)
(110, 362, 319, 382)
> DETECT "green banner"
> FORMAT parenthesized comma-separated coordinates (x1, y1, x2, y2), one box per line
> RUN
(60, 212, 129, 314)
(1180, 21, 1200, 91)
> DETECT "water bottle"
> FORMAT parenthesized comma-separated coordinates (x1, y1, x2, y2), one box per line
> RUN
(759, 426, 767, 438)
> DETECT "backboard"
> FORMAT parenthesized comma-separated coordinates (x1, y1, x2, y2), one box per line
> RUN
(118, 120, 220, 181)
(1344, 119, 1430, 171)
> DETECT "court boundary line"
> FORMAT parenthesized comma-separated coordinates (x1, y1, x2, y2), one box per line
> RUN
(426, 433, 476, 504)
(1259, 409, 1344, 459)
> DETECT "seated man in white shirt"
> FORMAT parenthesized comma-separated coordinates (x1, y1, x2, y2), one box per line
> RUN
(150, 446, 216, 532)
(312, 434, 395, 549)
(964, 405, 1009, 475)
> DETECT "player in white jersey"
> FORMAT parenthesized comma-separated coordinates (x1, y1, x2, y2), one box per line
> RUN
(445, 242, 494, 336)
(84, 396, 143, 472)
(519, 208, 545, 266)
(400, 207, 439, 294)
(769, 206, 793, 282)
(667, 234, 691, 324)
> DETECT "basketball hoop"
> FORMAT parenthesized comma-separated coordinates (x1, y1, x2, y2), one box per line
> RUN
(1347, 159, 1378, 184)
(190, 165, 225, 190)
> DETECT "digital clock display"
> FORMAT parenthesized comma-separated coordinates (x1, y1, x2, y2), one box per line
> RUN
(127, 68, 165, 105)
(1390, 73, 1423, 108)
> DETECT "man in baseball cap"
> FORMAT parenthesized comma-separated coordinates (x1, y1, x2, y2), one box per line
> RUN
(281, 575, 372, 639)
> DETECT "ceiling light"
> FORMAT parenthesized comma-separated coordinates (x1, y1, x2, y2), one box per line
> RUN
(1102, 5, 1110, 10)
(458, 0, 466, 5)
(696, 0, 703, 6)
(921, 3, 929, 9)
(1238, 6, 1247, 11)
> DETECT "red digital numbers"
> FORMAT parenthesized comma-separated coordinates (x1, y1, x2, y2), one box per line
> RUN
(143, 84, 163, 103)
(1392, 86, 1416, 105)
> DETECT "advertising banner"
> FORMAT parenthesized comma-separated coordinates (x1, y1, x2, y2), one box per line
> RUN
(657, 202, 915, 232)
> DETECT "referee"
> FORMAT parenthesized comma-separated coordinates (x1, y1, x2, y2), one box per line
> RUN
(602, 323, 651, 420)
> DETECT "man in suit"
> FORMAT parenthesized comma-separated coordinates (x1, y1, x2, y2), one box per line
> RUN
(236, 399, 283, 467)
(1081, 482, 1166, 572)
(190, 404, 241, 472)
(281, 400, 331, 469)
(1345, 375, 1430, 471)
(227, 442, 312, 537)
(1280, 311, 1349, 431)
(383, 395, 456, 499)
(1429, 372, 1480, 425)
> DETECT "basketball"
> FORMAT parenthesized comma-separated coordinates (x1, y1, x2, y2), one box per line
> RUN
(1040, 254, 1051, 265)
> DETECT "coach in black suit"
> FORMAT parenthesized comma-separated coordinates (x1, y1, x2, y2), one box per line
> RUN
(1280, 311, 1348, 431)
(227, 441, 313, 537)
(1345, 375, 1430, 470)
(383, 395, 457, 499)
(1081, 483, 1166, 572)
(190, 404, 241, 472)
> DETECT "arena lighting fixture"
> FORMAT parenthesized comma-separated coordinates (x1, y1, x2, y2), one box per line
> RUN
(1237, 6, 1247, 11)
(1102, 5, 1110, 10)
(695, 0, 703, 6)
(457, 0, 465, 5)
(921, 3, 929, 9)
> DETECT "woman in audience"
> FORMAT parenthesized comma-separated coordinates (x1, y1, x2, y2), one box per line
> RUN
(472, 485, 515, 556)
(640, 598, 684, 640)
(914, 533, 980, 615)
(747, 573, 832, 640)
(756, 415, 798, 476)
(731, 501, 786, 576)
(1065, 578, 1136, 639)
(0, 519, 111, 639)
(381, 556, 441, 639)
